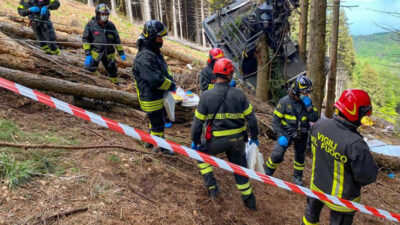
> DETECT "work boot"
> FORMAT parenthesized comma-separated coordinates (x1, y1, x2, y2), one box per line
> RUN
(264, 166, 275, 176)
(208, 184, 219, 198)
(144, 142, 153, 149)
(160, 147, 174, 155)
(242, 193, 257, 211)
(292, 174, 303, 186)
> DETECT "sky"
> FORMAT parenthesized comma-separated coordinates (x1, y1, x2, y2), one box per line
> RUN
(342, 0, 400, 36)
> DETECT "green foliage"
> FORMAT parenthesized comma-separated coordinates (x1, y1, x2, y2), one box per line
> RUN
(108, 154, 120, 164)
(208, 0, 231, 12)
(351, 32, 400, 125)
(0, 119, 20, 142)
(0, 153, 34, 188)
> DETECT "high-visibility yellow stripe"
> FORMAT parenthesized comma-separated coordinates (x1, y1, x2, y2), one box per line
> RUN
(294, 161, 305, 170)
(212, 113, 244, 120)
(302, 216, 319, 225)
(281, 120, 288, 126)
(243, 105, 253, 116)
(332, 160, 338, 196)
(195, 110, 206, 120)
(302, 116, 308, 121)
(241, 187, 252, 196)
(106, 53, 116, 60)
(109, 77, 118, 84)
(150, 131, 164, 137)
(266, 157, 279, 169)
(338, 161, 344, 197)
(284, 114, 297, 121)
(198, 163, 210, 169)
(212, 126, 246, 137)
(91, 50, 100, 61)
(207, 84, 214, 90)
(115, 44, 123, 51)
(83, 43, 91, 50)
(311, 183, 358, 212)
(274, 110, 283, 118)
(41, 45, 49, 50)
(236, 182, 250, 190)
(159, 78, 172, 90)
(313, 107, 318, 112)
(310, 143, 316, 186)
(200, 166, 213, 175)
(332, 160, 345, 198)
(49, 0, 55, 3)
(18, 4, 25, 9)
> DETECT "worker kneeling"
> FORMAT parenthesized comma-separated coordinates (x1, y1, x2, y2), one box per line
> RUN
(191, 58, 259, 210)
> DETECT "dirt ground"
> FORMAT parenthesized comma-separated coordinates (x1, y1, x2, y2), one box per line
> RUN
(0, 88, 399, 225)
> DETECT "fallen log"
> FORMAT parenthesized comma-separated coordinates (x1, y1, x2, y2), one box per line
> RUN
(0, 66, 139, 107)
(372, 152, 400, 171)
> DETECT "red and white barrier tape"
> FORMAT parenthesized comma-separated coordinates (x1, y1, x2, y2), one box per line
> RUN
(0, 77, 399, 222)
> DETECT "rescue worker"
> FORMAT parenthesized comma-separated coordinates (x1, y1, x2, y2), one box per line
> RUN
(17, 0, 61, 55)
(265, 75, 319, 186)
(82, 4, 126, 85)
(132, 20, 176, 154)
(199, 48, 236, 93)
(191, 58, 259, 210)
(302, 89, 378, 225)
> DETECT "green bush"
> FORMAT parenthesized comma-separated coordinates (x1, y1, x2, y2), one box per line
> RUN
(0, 153, 34, 188)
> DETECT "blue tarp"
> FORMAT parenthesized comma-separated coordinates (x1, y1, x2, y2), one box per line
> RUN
(366, 139, 400, 158)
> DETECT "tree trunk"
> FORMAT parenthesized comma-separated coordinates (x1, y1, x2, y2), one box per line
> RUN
(325, 0, 340, 118)
(87, 0, 94, 7)
(110, 0, 117, 15)
(255, 0, 270, 102)
(298, 0, 308, 62)
(0, 66, 140, 108)
(255, 35, 270, 102)
(194, 0, 200, 44)
(172, 0, 178, 37)
(126, 0, 134, 23)
(141, 0, 151, 21)
(178, 0, 183, 39)
(201, 0, 206, 47)
(159, 0, 163, 22)
(307, 0, 327, 115)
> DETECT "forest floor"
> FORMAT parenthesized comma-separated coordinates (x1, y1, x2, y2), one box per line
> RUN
(0, 0, 399, 224)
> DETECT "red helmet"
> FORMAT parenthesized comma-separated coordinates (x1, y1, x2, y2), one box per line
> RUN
(334, 89, 372, 122)
(208, 48, 225, 63)
(213, 58, 234, 76)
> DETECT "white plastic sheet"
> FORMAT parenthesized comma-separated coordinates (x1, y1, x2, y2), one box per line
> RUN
(172, 86, 200, 107)
(163, 91, 175, 122)
(366, 139, 400, 158)
(245, 143, 265, 174)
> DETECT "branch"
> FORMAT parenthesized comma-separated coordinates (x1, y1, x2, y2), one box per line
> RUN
(32, 207, 88, 225)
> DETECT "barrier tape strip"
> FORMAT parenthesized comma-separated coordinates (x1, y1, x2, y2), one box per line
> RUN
(0, 77, 399, 223)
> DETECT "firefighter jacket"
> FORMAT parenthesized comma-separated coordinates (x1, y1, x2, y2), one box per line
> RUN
(18, 0, 60, 21)
(132, 45, 174, 113)
(191, 83, 259, 145)
(309, 115, 378, 212)
(199, 62, 216, 92)
(82, 18, 124, 62)
(272, 95, 319, 138)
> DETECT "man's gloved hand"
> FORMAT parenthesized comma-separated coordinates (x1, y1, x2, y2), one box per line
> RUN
(169, 82, 177, 92)
(249, 139, 259, 146)
(40, 6, 47, 16)
(302, 96, 312, 109)
(29, 6, 40, 13)
(120, 54, 126, 61)
(278, 136, 288, 147)
(84, 55, 93, 66)
(229, 79, 237, 87)
(191, 142, 200, 150)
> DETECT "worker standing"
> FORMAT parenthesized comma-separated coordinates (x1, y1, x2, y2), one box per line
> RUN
(199, 48, 236, 93)
(191, 58, 259, 210)
(132, 20, 176, 154)
(82, 4, 126, 85)
(17, 0, 61, 55)
(302, 89, 378, 225)
(265, 75, 319, 186)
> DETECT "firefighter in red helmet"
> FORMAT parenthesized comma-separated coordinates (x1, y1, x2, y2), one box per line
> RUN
(199, 48, 236, 93)
(301, 89, 378, 225)
(191, 58, 259, 210)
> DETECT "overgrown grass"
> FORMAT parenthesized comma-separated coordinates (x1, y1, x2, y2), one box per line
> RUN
(0, 153, 34, 188)
(0, 119, 79, 187)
